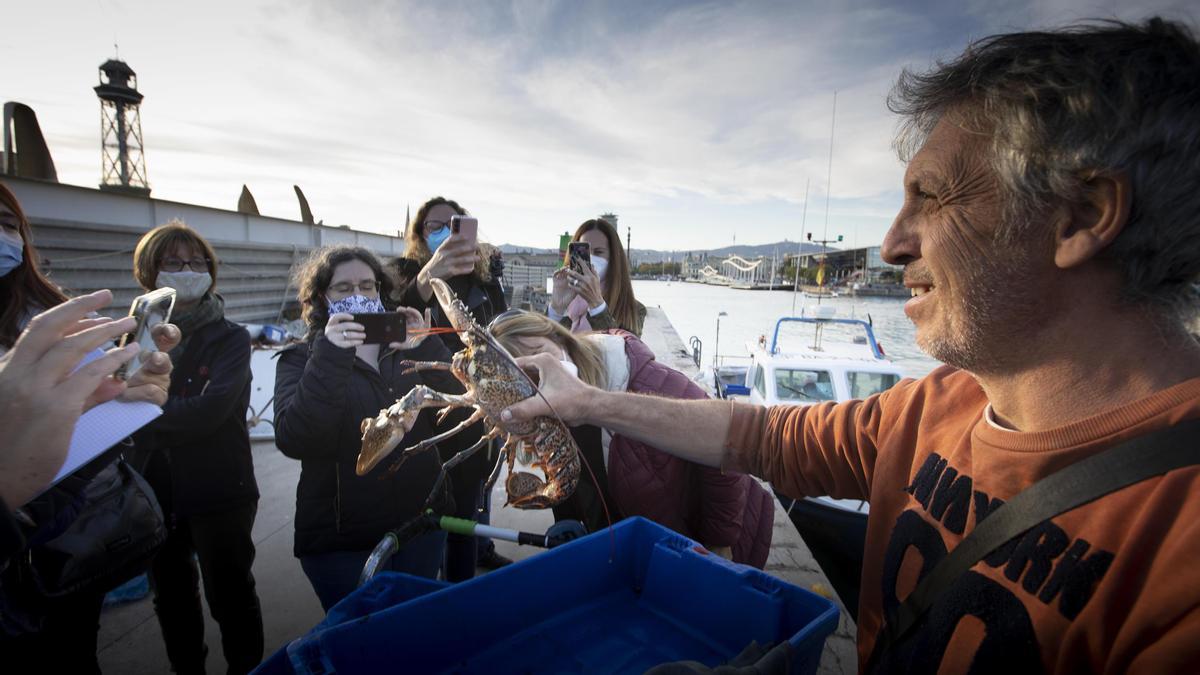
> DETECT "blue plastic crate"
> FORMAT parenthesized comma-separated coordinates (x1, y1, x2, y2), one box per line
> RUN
(256, 517, 838, 675)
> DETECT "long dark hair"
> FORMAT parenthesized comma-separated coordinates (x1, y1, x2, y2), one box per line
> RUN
(574, 218, 638, 332)
(292, 245, 394, 338)
(0, 181, 68, 349)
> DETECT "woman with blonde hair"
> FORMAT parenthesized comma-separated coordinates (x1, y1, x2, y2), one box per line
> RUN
(489, 310, 773, 567)
(550, 218, 646, 336)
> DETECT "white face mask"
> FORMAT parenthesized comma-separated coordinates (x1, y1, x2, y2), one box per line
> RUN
(156, 271, 212, 302)
(590, 255, 609, 282)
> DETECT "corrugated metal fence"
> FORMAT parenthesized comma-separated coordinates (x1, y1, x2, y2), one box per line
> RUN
(32, 218, 304, 324)
(8, 176, 406, 324)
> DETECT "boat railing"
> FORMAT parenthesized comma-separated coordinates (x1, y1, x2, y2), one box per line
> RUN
(713, 354, 752, 368)
(770, 317, 885, 360)
(687, 336, 702, 369)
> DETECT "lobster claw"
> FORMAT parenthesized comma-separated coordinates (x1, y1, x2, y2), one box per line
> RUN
(430, 278, 474, 334)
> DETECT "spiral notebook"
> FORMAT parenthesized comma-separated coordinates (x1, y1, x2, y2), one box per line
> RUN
(47, 349, 163, 488)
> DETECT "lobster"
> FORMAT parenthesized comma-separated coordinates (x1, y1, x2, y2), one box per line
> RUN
(356, 278, 580, 510)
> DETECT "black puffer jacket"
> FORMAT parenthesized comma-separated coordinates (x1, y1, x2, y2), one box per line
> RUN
(140, 318, 258, 518)
(273, 333, 482, 557)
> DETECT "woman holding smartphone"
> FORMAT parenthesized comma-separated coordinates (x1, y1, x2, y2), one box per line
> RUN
(397, 197, 511, 578)
(489, 310, 774, 568)
(130, 221, 264, 675)
(274, 245, 485, 610)
(0, 183, 179, 674)
(550, 218, 646, 336)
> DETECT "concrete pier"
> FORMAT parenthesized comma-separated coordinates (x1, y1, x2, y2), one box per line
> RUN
(96, 308, 857, 674)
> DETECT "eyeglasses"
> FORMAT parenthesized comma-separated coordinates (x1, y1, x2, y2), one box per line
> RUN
(422, 220, 450, 235)
(161, 257, 210, 273)
(329, 279, 378, 294)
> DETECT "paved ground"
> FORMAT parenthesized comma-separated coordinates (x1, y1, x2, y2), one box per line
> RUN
(96, 308, 857, 674)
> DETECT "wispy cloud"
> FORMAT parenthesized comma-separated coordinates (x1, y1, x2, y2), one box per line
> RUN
(4, 0, 1195, 249)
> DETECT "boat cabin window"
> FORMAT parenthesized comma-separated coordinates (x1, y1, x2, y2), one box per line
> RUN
(752, 365, 766, 396)
(774, 368, 834, 402)
(847, 371, 901, 399)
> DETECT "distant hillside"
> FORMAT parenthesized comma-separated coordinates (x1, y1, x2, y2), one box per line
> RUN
(499, 244, 559, 255)
(700, 241, 832, 260)
(498, 240, 833, 263)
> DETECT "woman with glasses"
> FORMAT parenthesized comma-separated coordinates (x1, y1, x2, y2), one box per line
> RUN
(489, 310, 774, 569)
(273, 245, 485, 611)
(130, 221, 264, 675)
(551, 218, 645, 336)
(397, 197, 512, 579)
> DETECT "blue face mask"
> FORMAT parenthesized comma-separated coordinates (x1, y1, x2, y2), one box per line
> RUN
(426, 226, 451, 253)
(0, 232, 23, 278)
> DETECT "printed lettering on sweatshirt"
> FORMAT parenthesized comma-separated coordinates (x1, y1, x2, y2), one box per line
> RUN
(872, 452, 1116, 673)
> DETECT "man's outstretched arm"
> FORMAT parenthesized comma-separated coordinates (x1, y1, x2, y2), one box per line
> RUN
(500, 352, 734, 468)
(502, 352, 881, 502)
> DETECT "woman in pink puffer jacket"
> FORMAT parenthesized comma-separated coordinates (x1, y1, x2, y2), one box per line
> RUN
(489, 310, 774, 568)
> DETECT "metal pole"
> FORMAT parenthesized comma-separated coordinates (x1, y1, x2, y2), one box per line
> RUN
(792, 178, 810, 315)
(713, 314, 722, 369)
(822, 91, 837, 247)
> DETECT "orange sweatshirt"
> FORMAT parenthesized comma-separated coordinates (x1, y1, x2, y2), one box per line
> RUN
(726, 366, 1200, 674)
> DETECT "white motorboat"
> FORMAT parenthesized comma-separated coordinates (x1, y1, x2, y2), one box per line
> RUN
(735, 307, 904, 513)
(705, 306, 907, 613)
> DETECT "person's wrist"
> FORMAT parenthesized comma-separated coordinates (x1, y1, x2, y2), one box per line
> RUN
(585, 387, 620, 427)
(587, 299, 607, 315)
(416, 268, 434, 301)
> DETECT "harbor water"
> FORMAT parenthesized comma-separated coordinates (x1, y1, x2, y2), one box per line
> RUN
(633, 280, 942, 379)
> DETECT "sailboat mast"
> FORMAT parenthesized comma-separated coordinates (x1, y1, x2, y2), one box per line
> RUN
(792, 178, 810, 314)
(817, 91, 837, 307)
(822, 91, 837, 249)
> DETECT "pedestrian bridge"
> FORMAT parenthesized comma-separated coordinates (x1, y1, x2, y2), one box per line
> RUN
(696, 254, 772, 286)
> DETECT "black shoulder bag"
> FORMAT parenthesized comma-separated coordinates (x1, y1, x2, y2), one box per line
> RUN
(868, 417, 1200, 671)
(0, 448, 166, 636)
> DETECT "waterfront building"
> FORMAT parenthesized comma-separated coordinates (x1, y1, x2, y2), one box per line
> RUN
(504, 251, 561, 310)
(791, 245, 901, 284)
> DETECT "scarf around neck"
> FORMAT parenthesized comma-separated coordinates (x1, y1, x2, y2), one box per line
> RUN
(169, 292, 225, 361)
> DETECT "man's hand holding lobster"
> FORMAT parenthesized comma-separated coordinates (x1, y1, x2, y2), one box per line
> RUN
(501, 352, 595, 426)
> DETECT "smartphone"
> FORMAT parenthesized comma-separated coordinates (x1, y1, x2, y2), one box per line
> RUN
(450, 215, 478, 248)
(116, 287, 177, 380)
(354, 311, 407, 345)
(568, 241, 591, 274)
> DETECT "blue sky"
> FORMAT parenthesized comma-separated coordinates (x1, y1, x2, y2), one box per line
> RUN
(4, 0, 1195, 250)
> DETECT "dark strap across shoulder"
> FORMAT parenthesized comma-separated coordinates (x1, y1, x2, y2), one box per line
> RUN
(870, 416, 1200, 668)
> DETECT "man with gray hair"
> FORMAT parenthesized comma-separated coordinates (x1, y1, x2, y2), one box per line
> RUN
(502, 17, 1200, 673)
